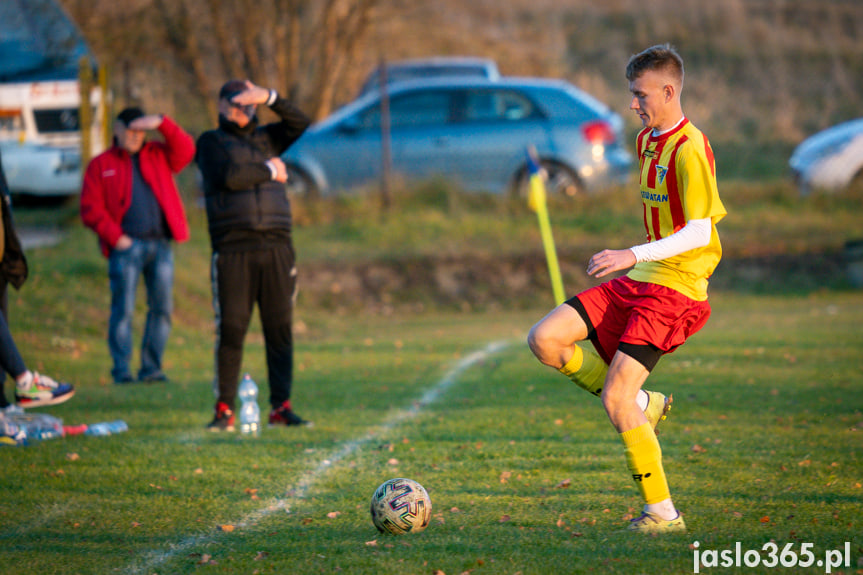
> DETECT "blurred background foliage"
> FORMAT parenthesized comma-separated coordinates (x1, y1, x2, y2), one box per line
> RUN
(58, 0, 863, 181)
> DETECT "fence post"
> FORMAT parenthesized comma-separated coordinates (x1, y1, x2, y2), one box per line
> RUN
(79, 57, 93, 174)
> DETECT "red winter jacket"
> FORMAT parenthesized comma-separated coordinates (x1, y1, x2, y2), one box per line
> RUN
(80, 116, 195, 257)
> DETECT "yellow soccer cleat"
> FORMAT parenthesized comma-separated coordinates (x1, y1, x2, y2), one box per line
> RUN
(643, 390, 672, 433)
(627, 511, 687, 534)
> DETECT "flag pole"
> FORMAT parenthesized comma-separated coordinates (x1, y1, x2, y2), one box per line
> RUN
(526, 146, 565, 305)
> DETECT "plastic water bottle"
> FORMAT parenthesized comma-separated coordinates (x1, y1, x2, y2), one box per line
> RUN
(238, 373, 260, 436)
(2, 407, 63, 441)
(0, 412, 26, 445)
(85, 420, 129, 437)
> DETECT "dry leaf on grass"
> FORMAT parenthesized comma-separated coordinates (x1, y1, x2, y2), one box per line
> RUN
(197, 553, 217, 565)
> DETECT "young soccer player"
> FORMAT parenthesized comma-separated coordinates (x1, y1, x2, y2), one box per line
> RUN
(527, 44, 726, 533)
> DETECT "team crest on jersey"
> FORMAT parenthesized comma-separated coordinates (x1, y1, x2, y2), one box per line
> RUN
(655, 165, 668, 185)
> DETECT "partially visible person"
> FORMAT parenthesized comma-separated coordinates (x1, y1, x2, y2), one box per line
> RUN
(80, 107, 195, 384)
(0, 149, 74, 408)
(527, 44, 725, 534)
(196, 79, 311, 431)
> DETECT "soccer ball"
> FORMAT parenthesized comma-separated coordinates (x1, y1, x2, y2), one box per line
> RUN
(369, 478, 432, 535)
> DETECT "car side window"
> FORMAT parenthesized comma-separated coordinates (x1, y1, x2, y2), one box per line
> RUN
(463, 89, 535, 122)
(359, 91, 451, 130)
(389, 91, 451, 128)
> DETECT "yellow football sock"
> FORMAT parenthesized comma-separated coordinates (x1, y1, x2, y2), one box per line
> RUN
(558, 344, 607, 397)
(620, 422, 671, 505)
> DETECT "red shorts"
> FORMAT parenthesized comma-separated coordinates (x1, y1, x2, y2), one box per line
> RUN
(568, 276, 711, 365)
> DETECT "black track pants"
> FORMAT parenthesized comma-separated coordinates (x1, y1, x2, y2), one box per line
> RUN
(211, 243, 297, 409)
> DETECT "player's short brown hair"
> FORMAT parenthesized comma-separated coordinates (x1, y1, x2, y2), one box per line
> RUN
(626, 44, 684, 87)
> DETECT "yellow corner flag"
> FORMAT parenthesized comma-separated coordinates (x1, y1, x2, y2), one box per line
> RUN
(526, 146, 565, 305)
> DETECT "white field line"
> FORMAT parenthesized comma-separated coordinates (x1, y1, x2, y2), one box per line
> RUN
(125, 339, 512, 574)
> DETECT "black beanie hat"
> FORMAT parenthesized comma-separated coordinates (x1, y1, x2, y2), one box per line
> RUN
(116, 107, 145, 126)
(219, 80, 247, 101)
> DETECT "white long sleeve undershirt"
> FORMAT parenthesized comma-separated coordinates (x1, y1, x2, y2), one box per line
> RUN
(629, 217, 712, 263)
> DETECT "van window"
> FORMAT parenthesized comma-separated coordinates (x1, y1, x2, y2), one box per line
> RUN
(33, 108, 80, 133)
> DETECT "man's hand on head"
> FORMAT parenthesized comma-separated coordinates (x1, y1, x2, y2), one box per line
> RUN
(127, 115, 163, 131)
(230, 81, 272, 106)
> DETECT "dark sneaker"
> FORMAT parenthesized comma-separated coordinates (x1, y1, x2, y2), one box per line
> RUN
(269, 401, 312, 427)
(15, 372, 75, 408)
(139, 371, 169, 383)
(206, 402, 235, 432)
(114, 374, 136, 385)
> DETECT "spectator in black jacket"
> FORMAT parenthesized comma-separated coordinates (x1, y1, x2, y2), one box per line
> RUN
(196, 79, 311, 431)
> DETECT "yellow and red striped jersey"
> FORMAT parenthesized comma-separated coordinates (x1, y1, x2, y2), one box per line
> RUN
(626, 118, 726, 301)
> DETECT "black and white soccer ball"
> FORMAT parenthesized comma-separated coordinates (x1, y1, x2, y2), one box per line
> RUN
(369, 477, 432, 535)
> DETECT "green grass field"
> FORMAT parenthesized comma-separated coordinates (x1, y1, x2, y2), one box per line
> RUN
(1, 185, 861, 574)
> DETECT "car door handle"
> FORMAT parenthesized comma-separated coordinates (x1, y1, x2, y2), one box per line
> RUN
(434, 136, 449, 147)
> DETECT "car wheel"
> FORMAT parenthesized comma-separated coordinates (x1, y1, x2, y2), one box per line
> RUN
(284, 165, 319, 200)
(513, 160, 581, 200)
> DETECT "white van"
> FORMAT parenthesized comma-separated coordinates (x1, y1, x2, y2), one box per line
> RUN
(0, 79, 105, 197)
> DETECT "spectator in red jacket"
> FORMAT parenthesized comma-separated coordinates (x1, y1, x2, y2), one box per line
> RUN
(81, 107, 194, 384)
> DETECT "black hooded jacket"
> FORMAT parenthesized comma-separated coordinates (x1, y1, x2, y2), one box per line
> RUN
(0, 150, 27, 290)
(196, 97, 310, 249)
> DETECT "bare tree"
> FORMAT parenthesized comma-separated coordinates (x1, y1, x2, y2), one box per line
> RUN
(153, 0, 218, 120)
(307, 0, 376, 120)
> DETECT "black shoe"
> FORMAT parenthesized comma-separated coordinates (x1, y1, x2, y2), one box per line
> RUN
(139, 371, 169, 383)
(268, 401, 312, 427)
(114, 374, 135, 385)
(206, 402, 236, 432)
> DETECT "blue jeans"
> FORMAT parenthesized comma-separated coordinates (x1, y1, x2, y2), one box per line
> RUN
(108, 239, 174, 381)
(1, 282, 27, 406)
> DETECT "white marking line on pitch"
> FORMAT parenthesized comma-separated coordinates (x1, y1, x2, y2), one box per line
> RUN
(126, 339, 512, 574)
